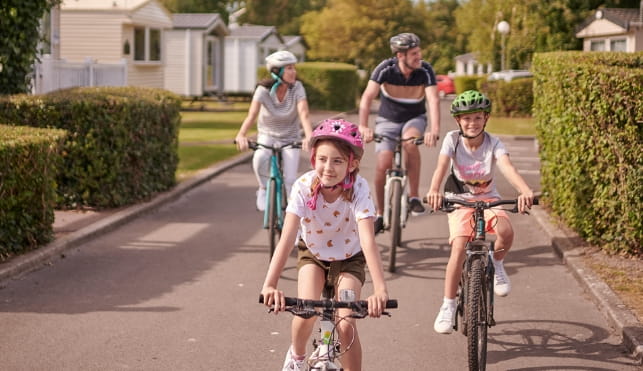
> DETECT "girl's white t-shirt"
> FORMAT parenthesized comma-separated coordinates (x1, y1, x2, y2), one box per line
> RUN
(286, 171, 376, 261)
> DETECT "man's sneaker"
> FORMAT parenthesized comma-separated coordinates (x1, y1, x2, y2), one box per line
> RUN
(409, 197, 426, 216)
(282, 346, 307, 371)
(493, 260, 512, 297)
(256, 188, 266, 212)
(434, 303, 455, 334)
(374, 215, 384, 234)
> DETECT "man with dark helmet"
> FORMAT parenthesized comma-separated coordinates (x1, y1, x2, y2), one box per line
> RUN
(358, 32, 441, 234)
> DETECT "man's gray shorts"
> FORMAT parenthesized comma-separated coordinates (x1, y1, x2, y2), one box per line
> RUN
(374, 114, 427, 152)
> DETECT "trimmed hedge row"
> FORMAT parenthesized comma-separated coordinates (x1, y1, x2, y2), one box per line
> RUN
(0, 125, 66, 260)
(259, 62, 359, 112)
(480, 78, 534, 117)
(0, 87, 182, 209)
(532, 51, 642, 256)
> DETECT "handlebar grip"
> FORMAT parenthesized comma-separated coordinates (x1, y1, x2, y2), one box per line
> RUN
(385, 300, 398, 309)
(533, 197, 539, 205)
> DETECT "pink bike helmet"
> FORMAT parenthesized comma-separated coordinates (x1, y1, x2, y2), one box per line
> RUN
(309, 119, 364, 158)
(306, 119, 364, 210)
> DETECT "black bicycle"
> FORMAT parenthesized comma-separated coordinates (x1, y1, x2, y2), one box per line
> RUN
(373, 134, 423, 273)
(439, 197, 538, 371)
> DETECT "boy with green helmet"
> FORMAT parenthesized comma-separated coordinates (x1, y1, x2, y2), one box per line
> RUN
(425, 90, 535, 334)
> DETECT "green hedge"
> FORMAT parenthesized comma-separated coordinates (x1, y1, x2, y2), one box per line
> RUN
(0, 87, 182, 209)
(259, 62, 358, 111)
(0, 125, 66, 260)
(454, 75, 484, 94)
(532, 51, 642, 256)
(480, 78, 534, 117)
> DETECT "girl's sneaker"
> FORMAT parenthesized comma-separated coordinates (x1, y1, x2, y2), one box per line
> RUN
(282, 346, 307, 371)
(492, 259, 511, 297)
(433, 303, 455, 334)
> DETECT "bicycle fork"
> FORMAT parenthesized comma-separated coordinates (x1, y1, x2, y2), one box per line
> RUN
(382, 169, 407, 229)
(263, 155, 284, 229)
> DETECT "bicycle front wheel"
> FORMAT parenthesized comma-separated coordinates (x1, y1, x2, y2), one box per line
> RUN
(466, 257, 488, 371)
(388, 179, 402, 273)
(267, 178, 279, 260)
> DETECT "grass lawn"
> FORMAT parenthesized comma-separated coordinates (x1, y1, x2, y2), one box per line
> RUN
(177, 144, 239, 180)
(486, 116, 537, 136)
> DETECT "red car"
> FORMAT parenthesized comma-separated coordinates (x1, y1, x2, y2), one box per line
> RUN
(436, 74, 455, 98)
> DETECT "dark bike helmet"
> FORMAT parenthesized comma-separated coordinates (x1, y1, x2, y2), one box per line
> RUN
(450, 90, 492, 116)
(390, 33, 420, 54)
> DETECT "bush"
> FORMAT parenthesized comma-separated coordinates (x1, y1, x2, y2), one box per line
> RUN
(259, 62, 359, 111)
(480, 78, 533, 117)
(0, 125, 66, 260)
(454, 75, 484, 94)
(0, 87, 182, 209)
(532, 51, 642, 256)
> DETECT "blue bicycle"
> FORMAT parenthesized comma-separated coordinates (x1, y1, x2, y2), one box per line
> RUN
(248, 141, 301, 259)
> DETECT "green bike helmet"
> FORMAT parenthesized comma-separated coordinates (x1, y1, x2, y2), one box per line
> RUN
(450, 90, 492, 116)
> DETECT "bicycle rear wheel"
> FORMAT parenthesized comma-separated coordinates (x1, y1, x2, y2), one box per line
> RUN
(388, 179, 402, 273)
(267, 178, 279, 260)
(466, 257, 487, 371)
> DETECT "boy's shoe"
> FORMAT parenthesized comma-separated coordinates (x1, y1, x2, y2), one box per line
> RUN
(256, 188, 266, 212)
(493, 260, 511, 297)
(282, 346, 307, 371)
(409, 197, 426, 216)
(374, 215, 384, 234)
(433, 303, 455, 334)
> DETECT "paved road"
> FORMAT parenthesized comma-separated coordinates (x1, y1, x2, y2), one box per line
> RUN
(0, 100, 639, 370)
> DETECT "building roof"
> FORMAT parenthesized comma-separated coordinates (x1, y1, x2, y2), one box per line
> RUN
(173, 13, 223, 29)
(455, 52, 478, 62)
(61, 0, 150, 11)
(283, 35, 304, 48)
(577, 8, 642, 32)
(229, 24, 278, 40)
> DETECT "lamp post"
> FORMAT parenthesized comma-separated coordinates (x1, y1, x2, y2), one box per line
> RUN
(497, 20, 510, 71)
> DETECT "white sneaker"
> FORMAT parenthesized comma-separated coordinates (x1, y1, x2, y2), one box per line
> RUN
(433, 303, 455, 334)
(282, 346, 307, 371)
(256, 188, 266, 212)
(493, 260, 512, 297)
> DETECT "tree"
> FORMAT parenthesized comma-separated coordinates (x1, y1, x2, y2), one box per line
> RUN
(0, 0, 60, 95)
(419, 0, 466, 74)
(237, 0, 327, 35)
(299, 0, 425, 71)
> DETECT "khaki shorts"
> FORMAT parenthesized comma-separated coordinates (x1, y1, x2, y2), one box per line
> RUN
(297, 243, 366, 287)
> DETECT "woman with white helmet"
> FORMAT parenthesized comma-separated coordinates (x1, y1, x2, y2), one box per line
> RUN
(235, 50, 313, 211)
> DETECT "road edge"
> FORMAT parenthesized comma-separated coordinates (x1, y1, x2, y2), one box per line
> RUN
(531, 207, 643, 364)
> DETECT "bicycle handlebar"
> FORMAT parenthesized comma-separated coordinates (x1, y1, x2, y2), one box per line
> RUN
(259, 294, 398, 310)
(233, 140, 302, 151)
(373, 134, 424, 146)
(423, 197, 539, 213)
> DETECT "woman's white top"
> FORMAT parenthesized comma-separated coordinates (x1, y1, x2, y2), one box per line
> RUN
(254, 81, 306, 142)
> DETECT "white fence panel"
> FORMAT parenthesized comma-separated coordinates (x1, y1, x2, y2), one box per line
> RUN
(34, 55, 127, 94)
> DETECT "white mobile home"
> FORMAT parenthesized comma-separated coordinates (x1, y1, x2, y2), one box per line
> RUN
(164, 14, 229, 96)
(60, 0, 173, 88)
(224, 24, 284, 94)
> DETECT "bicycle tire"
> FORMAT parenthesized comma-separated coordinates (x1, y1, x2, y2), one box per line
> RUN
(268, 178, 279, 260)
(388, 179, 402, 273)
(466, 257, 485, 371)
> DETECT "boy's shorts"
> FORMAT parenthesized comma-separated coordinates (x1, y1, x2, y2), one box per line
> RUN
(297, 243, 366, 286)
(374, 115, 427, 152)
(447, 206, 509, 244)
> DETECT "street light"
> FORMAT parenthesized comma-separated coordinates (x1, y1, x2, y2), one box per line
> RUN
(497, 20, 510, 71)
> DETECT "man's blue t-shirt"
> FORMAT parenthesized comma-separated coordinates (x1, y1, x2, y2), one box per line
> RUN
(369, 57, 437, 123)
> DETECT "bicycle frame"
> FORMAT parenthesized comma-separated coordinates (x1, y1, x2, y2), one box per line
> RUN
(263, 150, 285, 230)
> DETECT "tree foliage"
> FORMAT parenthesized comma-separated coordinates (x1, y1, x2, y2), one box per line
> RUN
(0, 0, 60, 95)
(299, 0, 426, 71)
(158, 0, 231, 19)
(455, 0, 643, 70)
(237, 0, 327, 35)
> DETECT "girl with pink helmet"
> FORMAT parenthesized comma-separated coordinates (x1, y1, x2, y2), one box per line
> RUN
(260, 119, 390, 371)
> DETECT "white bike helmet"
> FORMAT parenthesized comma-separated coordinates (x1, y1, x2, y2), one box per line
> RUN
(265, 50, 298, 72)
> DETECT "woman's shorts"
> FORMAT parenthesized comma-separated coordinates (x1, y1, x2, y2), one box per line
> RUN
(447, 206, 509, 244)
(297, 243, 366, 286)
(374, 115, 427, 152)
